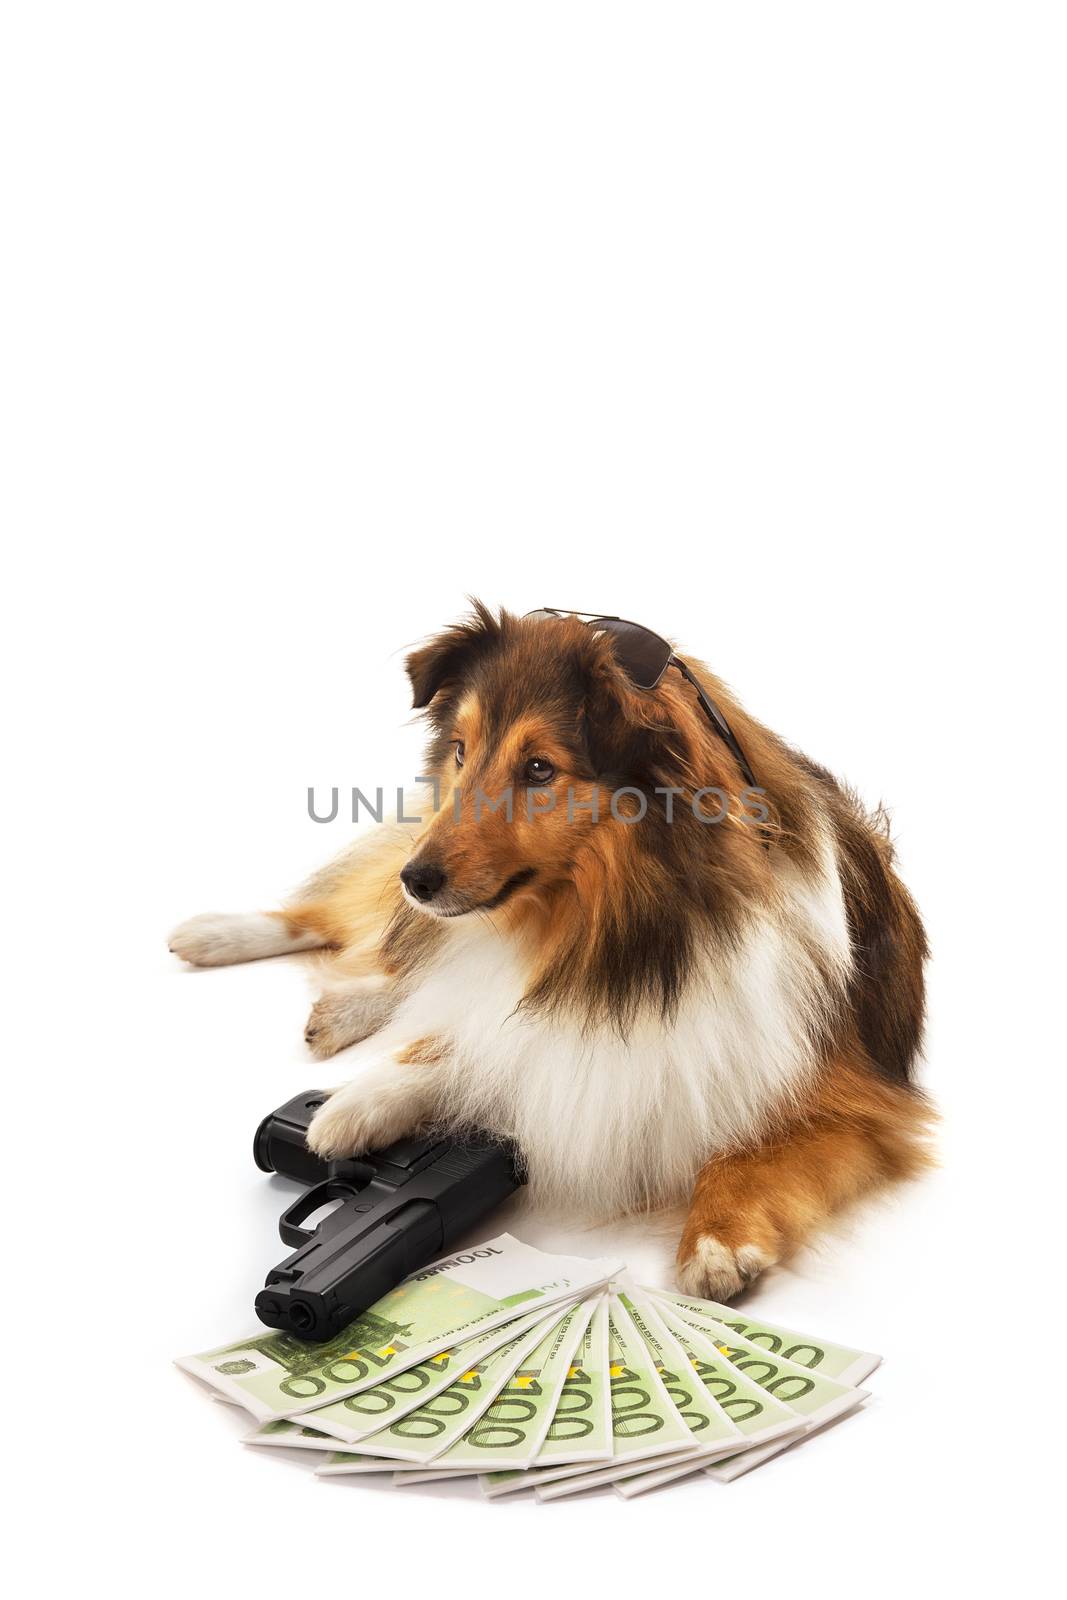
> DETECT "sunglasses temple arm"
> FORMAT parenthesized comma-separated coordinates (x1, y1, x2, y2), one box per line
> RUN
(671, 658, 760, 793)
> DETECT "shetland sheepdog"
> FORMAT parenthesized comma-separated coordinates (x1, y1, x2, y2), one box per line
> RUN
(170, 603, 933, 1299)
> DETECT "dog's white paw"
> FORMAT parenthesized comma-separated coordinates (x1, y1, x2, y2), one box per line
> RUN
(169, 911, 321, 967)
(306, 1086, 412, 1159)
(169, 914, 247, 966)
(304, 990, 391, 1058)
(676, 1236, 774, 1301)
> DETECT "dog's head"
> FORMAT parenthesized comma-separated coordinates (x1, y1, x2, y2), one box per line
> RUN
(398, 602, 747, 921)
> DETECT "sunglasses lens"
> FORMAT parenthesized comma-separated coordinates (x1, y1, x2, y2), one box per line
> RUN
(590, 618, 672, 689)
(524, 610, 672, 689)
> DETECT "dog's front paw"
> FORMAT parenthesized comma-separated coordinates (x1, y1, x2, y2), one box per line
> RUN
(304, 991, 388, 1058)
(676, 1235, 775, 1301)
(306, 1085, 411, 1159)
(305, 997, 351, 1059)
(169, 912, 286, 967)
(169, 914, 247, 966)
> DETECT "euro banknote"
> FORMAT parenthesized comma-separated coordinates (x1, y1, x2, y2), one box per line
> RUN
(244, 1424, 399, 1474)
(393, 1299, 597, 1475)
(393, 1284, 851, 1491)
(318, 1309, 563, 1468)
(652, 1289, 881, 1384)
(291, 1298, 610, 1493)
(483, 1294, 697, 1500)
(391, 1300, 606, 1487)
(260, 1307, 548, 1447)
(177, 1234, 620, 1422)
(478, 1285, 828, 1499)
(616, 1407, 855, 1497)
(657, 1300, 868, 1429)
(614, 1301, 868, 1496)
(478, 1294, 613, 1496)
(242, 1310, 547, 1452)
(389, 1301, 601, 1487)
(532, 1290, 810, 1500)
(531, 1292, 739, 1500)
(244, 1419, 347, 1454)
(390, 1285, 861, 1500)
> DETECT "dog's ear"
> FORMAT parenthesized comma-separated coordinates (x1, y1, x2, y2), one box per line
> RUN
(584, 649, 726, 791)
(581, 652, 669, 774)
(406, 600, 502, 709)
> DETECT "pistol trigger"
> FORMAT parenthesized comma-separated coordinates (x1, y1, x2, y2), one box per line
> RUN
(278, 1179, 358, 1247)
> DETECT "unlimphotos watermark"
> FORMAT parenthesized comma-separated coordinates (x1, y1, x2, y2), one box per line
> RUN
(307, 780, 769, 827)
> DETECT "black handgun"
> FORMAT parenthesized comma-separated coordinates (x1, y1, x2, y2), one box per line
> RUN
(253, 1090, 523, 1342)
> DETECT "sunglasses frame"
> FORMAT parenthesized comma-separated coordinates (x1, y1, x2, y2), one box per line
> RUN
(525, 607, 761, 795)
(525, 610, 673, 689)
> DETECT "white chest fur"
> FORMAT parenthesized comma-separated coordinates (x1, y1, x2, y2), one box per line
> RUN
(363, 841, 853, 1216)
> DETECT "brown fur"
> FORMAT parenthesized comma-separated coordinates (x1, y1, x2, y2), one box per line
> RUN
(678, 1042, 935, 1287)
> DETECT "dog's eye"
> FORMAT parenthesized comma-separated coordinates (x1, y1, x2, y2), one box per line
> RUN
(525, 757, 555, 785)
(455, 742, 465, 768)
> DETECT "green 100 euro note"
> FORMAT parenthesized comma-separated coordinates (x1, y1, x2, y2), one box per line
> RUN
(651, 1289, 881, 1385)
(656, 1301, 868, 1431)
(479, 1296, 612, 1496)
(612, 1302, 870, 1497)
(483, 1294, 695, 1500)
(531, 1291, 748, 1500)
(176, 1233, 621, 1422)
(398, 1299, 597, 1475)
(254, 1308, 548, 1447)
(318, 1309, 564, 1467)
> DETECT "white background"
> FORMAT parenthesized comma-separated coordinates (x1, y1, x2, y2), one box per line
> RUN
(3, 3, 1063, 1596)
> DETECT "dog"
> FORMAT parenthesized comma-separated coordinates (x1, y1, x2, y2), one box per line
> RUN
(170, 603, 933, 1299)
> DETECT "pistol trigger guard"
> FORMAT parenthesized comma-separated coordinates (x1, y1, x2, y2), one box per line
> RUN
(278, 1179, 360, 1247)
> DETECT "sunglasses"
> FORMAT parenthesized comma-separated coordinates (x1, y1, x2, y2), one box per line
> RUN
(524, 609, 759, 792)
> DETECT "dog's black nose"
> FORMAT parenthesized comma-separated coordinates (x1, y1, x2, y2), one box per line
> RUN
(400, 861, 447, 903)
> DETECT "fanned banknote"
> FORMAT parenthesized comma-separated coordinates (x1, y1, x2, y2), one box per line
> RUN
(479, 1294, 613, 1496)
(531, 1294, 722, 1500)
(260, 1307, 548, 1446)
(613, 1301, 869, 1496)
(391, 1298, 597, 1478)
(657, 1300, 869, 1432)
(531, 1289, 808, 1500)
(180, 1237, 881, 1500)
(177, 1234, 620, 1421)
(244, 1419, 347, 1454)
(318, 1308, 565, 1467)
(482, 1294, 697, 1500)
(651, 1289, 881, 1384)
